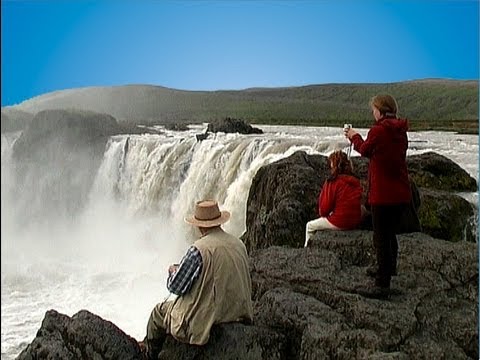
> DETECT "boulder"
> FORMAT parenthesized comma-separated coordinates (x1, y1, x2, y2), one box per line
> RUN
(243, 151, 477, 251)
(164, 123, 189, 131)
(242, 151, 329, 251)
(159, 323, 286, 360)
(417, 188, 476, 242)
(251, 230, 478, 359)
(16, 309, 143, 359)
(207, 117, 263, 134)
(9, 109, 121, 226)
(13, 108, 120, 160)
(196, 131, 210, 142)
(18, 311, 286, 360)
(406, 152, 477, 192)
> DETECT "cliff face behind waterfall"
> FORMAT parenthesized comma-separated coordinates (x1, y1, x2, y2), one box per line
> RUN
(1, 79, 478, 133)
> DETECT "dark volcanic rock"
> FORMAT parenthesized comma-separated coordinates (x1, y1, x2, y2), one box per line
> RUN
(10, 109, 121, 225)
(159, 323, 286, 360)
(13, 109, 119, 159)
(242, 151, 329, 251)
(243, 151, 476, 251)
(207, 117, 263, 134)
(196, 131, 210, 141)
(406, 151, 477, 192)
(18, 311, 286, 360)
(164, 122, 189, 131)
(251, 231, 478, 359)
(16, 309, 143, 359)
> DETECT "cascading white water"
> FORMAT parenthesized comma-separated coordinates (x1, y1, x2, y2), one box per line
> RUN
(89, 129, 342, 241)
(1, 125, 478, 359)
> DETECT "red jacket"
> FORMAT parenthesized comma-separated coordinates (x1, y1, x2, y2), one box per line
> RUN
(351, 117, 411, 205)
(318, 174, 363, 229)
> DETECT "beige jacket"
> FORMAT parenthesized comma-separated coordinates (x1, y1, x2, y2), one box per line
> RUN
(164, 227, 253, 345)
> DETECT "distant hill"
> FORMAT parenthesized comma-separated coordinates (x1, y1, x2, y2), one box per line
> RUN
(2, 79, 478, 133)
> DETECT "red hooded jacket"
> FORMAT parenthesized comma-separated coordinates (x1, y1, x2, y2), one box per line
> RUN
(351, 117, 412, 205)
(318, 174, 363, 229)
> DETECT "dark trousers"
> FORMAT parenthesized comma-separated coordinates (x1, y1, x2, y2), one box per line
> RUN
(144, 301, 172, 359)
(371, 204, 404, 288)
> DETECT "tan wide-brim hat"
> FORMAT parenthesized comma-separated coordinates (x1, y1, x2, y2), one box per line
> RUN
(184, 200, 231, 228)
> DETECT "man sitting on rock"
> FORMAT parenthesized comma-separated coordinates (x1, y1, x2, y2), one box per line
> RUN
(141, 200, 253, 359)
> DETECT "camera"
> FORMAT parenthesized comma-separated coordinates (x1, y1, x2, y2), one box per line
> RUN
(343, 124, 352, 131)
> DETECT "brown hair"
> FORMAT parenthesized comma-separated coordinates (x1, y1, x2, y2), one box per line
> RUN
(328, 150, 353, 180)
(369, 94, 398, 117)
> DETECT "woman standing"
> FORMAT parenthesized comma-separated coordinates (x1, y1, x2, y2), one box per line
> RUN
(345, 94, 411, 298)
(305, 150, 363, 247)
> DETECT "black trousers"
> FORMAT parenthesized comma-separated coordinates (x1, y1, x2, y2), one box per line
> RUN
(370, 204, 405, 288)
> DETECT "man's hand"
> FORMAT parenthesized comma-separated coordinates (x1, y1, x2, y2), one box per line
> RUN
(168, 264, 179, 275)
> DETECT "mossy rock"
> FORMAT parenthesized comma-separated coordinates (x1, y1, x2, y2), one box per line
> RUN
(418, 188, 476, 242)
(406, 152, 477, 192)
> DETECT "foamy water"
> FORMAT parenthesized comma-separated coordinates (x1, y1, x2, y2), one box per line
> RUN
(1, 125, 478, 359)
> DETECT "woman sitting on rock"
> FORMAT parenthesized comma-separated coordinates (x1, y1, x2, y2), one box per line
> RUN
(305, 150, 363, 247)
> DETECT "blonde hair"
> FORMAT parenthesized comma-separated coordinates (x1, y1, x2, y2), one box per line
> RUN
(328, 150, 353, 180)
(369, 94, 398, 117)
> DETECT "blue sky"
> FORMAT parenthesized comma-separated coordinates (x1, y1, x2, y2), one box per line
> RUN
(1, 0, 478, 106)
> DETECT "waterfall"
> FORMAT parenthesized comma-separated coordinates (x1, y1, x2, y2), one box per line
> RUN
(87, 132, 342, 244)
(1, 132, 21, 243)
(1, 128, 347, 275)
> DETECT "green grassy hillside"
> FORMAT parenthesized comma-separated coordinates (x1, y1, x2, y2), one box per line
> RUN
(6, 79, 479, 133)
(195, 80, 479, 133)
